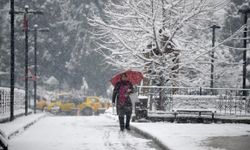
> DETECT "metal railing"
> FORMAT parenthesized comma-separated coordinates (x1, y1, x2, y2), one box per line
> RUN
(0, 87, 25, 115)
(137, 86, 250, 116)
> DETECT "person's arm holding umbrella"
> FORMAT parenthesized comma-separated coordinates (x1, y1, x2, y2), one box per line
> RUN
(127, 81, 134, 95)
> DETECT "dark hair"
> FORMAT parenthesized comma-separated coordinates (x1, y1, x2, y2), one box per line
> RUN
(121, 73, 127, 77)
(120, 73, 127, 80)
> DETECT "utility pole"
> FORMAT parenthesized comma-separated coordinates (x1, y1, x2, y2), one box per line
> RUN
(239, 6, 250, 97)
(9, 0, 15, 121)
(210, 25, 220, 94)
(33, 24, 49, 113)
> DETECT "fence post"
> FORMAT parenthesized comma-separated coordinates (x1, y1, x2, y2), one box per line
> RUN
(174, 111, 177, 121)
(3, 90, 6, 114)
(212, 112, 215, 123)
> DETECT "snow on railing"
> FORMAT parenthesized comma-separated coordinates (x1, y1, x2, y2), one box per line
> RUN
(137, 86, 250, 116)
(138, 86, 250, 95)
(0, 87, 25, 115)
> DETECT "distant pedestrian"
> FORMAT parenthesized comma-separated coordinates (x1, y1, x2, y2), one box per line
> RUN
(112, 73, 134, 131)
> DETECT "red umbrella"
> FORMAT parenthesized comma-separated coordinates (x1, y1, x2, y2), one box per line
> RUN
(110, 70, 143, 86)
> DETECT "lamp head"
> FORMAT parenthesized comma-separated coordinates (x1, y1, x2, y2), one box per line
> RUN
(24, 5, 29, 10)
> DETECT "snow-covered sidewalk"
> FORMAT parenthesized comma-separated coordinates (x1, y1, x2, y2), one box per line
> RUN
(1, 110, 250, 150)
(132, 122, 250, 150)
(105, 108, 250, 150)
(4, 114, 158, 150)
(0, 113, 46, 140)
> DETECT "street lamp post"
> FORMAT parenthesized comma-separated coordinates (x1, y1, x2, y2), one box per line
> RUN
(210, 25, 220, 94)
(21, 5, 43, 116)
(239, 6, 250, 97)
(24, 5, 29, 116)
(33, 24, 37, 114)
(33, 24, 49, 113)
(9, 0, 15, 121)
(9, 3, 44, 118)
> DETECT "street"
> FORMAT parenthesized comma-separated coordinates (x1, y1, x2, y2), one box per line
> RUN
(8, 115, 162, 150)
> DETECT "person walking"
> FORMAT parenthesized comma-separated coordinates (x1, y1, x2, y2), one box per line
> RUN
(112, 73, 134, 131)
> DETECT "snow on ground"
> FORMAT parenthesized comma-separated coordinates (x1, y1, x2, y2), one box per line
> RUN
(5, 114, 157, 150)
(0, 113, 45, 139)
(132, 122, 250, 150)
(1, 110, 250, 150)
(106, 108, 250, 150)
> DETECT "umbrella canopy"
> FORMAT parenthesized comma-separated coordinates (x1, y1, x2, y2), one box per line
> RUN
(110, 70, 143, 86)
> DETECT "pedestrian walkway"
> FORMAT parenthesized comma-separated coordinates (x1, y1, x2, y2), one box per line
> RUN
(106, 109, 250, 150)
(2, 114, 159, 150)
(1, 110, 250, 150)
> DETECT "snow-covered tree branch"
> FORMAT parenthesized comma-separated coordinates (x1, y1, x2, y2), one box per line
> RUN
(89, 0, 228, 87)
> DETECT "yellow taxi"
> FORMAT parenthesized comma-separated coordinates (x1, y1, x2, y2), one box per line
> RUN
(77, 96, 105, 115)
(46, 100, 61, 114)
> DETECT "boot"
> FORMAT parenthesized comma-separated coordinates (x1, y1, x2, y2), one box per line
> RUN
(125, 114, 131, 130)
(119, 116, 125, 131)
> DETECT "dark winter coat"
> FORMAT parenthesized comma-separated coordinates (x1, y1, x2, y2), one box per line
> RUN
(112, 80, 134, 116)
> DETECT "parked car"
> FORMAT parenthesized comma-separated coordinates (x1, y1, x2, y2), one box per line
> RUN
(45, 94, 109, 116)
(57, 93, 76, 115)
(46, 100, 61, 114)
(77, 96, 106, 115)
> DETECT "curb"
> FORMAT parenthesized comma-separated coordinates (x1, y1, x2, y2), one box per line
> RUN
(7, 114, 46, 140)
(0, 113, 46, 150)
(131, 125, 170, 150)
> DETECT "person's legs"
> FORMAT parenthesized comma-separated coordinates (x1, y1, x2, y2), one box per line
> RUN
(125, 114, 131, 130)
(119, 115, 125, 131)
